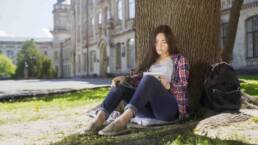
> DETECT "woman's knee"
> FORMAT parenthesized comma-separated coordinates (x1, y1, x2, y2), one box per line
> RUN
(141, 75, 157, 83)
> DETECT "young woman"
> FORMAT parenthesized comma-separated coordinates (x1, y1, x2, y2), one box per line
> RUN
(85, 25, 190, 136)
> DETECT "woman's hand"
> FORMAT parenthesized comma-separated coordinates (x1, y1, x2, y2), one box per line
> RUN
(158, 75, 170, 90)
(111, 76, 127, 88)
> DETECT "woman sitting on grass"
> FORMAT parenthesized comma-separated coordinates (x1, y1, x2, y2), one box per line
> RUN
(85, 25, 190, 136)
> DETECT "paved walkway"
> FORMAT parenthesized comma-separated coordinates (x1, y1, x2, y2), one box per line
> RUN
(0, 78, 111, 100)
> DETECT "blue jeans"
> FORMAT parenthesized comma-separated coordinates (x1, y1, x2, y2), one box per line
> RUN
(99, 75, 178, 121)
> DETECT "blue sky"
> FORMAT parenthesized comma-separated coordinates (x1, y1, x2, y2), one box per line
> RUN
(0, 0, 56, 38)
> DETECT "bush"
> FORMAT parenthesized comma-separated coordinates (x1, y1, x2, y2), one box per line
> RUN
(0, 54, 16, 79)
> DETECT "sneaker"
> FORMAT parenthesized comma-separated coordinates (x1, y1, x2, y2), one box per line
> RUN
(98, 120, 129, 136)
(84, 120, 104, 134)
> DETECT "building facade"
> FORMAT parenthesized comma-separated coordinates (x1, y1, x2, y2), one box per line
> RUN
(0, 37, 52, 64)
(71, 0, 136, 77)
(52, 0, 136, 77)
(221, 0, 258, 70)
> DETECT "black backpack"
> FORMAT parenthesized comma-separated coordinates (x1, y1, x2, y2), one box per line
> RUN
(201, 62, 241, 112)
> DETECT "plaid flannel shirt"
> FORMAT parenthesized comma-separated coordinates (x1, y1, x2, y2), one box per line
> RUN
(130, 53, 190, 117)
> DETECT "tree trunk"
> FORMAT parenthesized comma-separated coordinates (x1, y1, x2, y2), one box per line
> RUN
(135, 0, 221, 112)
(222, 0, 244, 63)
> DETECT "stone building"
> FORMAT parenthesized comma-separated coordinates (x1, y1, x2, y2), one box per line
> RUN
(52, 0, 136, 77)
(71, 0, 136, 77)
(221, 0, 258, 72)
(0, 37, 52, 64)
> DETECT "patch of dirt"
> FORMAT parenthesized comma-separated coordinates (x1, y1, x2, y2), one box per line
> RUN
(0, 103, 98, 145)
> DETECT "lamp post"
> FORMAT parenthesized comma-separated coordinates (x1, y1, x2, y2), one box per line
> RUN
(24, 61, 28, 79)
(24, 56, 36, 79)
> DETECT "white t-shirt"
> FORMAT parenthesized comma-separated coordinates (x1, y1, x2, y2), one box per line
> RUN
(148, 58, 174, 82)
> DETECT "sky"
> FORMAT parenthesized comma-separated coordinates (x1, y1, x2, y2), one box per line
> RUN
(0, 0, 56, 38)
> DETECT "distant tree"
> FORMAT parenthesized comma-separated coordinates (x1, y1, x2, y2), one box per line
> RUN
(40, 56, 57, 78)
(222, 0, 244, 62)
(15, 39, 56, 79)
(0, 54, 16, 78)
(15, 39, 43, 78)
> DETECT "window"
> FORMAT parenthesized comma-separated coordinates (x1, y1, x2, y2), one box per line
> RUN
(83, 53, 87, 72)
(220, 23, 228, 48)
(117, 0, 123, 21)
(127, 39, 135, 69)
(116, 43, 121, 70)
(90, 17, 94, 36)
(55, 51, 59, 60)
(90, 51, 96, 72)
(7, 50, 14, 58)
(78, 54, 81, 73)
(246, 16, 258, 58)
(129, 0, 135, 19)
(104, 7, 110, 24)
(98, 12, 102, 24)
(91, 17, 95, 25)
(107, 8, 111, 20)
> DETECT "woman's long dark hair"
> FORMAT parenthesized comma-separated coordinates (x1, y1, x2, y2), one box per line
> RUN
(134, 25, 179, 74)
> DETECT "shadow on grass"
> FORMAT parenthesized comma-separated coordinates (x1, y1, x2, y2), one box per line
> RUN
(51, 121, 248, 145)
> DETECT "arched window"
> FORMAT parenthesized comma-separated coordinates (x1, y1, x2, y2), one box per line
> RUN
(117, 0, 123, 21)
(127, 38, 135, 69)
(116, 43, 122, 70)
(129, 0, 135, 19)
(246, 16, 258, 58)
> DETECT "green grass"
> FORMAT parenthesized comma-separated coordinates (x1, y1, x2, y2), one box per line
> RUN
(0, 87, 109, 111)
(0, 87, 109, 125)
(239, 75, 258, 98)
(164, 133, 245, 145)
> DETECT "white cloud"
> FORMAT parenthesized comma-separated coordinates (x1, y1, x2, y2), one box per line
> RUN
(0, 30, 15, 37)
(41, 28, 53, 38)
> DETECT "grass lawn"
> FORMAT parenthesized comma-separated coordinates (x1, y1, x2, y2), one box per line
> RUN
(1, 76, 257, 145)
(0, 87, 109, 125)
(239, 75, 258, 98)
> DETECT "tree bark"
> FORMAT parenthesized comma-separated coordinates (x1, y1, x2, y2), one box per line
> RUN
(222, 0, 244, 63)
(135, 0, 221, 112)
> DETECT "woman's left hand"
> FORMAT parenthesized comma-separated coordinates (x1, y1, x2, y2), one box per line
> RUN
(158, 75, 170, 90)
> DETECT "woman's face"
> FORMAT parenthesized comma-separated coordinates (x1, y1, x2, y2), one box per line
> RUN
(155, 33, 169, 57)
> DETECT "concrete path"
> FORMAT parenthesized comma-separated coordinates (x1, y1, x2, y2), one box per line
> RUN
(0, 78, 111, 100)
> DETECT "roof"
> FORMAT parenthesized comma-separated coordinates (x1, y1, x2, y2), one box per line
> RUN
(0, 37, 52, 42)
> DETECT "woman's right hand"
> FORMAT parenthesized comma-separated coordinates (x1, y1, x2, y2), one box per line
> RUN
(111, 76, 127, 88)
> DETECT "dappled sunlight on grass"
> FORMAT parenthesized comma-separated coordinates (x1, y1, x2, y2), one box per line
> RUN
(239, 75, 258, 98)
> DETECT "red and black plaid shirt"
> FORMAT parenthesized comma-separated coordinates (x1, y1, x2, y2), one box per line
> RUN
(130, 53, 190, 117)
